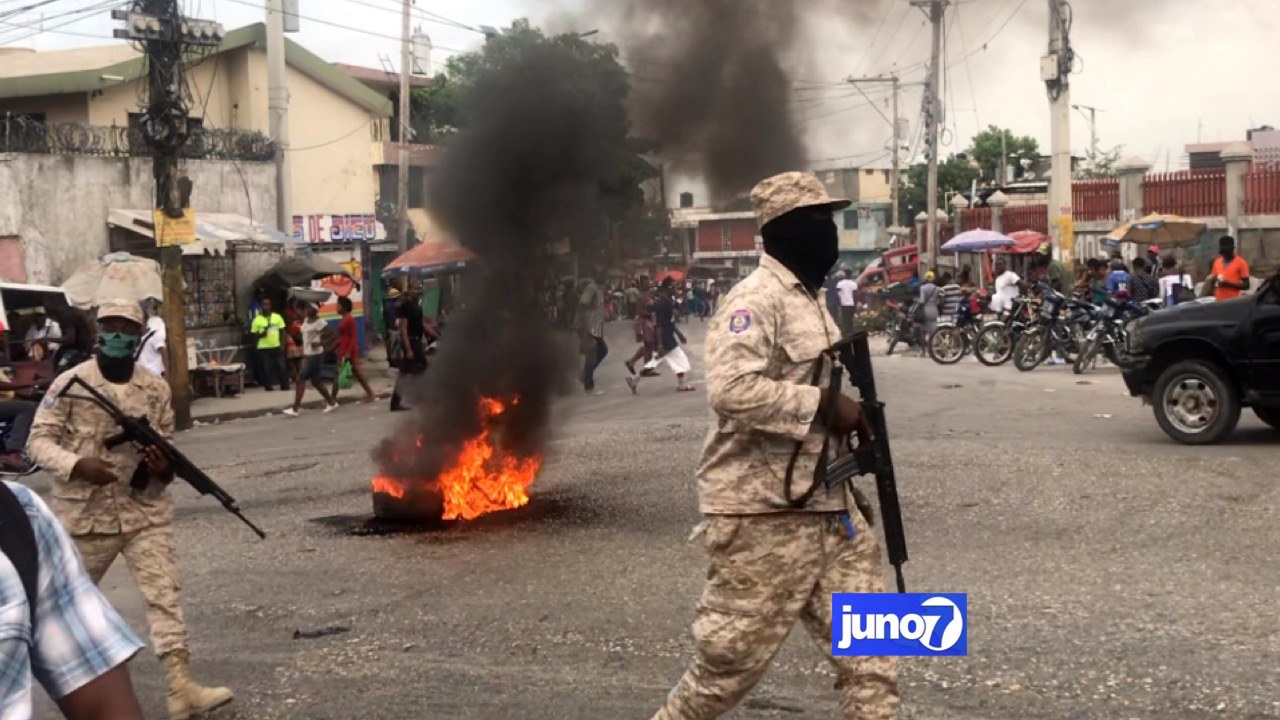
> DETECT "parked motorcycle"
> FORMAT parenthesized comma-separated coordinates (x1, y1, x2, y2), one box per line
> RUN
(1012, 288, 1096, 372)
(928, 290, 988, 365)
(1072, 296, 1162, 374)
(884, 297, 921, 356)
(974, 295, 1036, 367)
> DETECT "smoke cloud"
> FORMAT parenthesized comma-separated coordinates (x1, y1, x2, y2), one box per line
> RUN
(374, 36, 622, 483)
(600, 0, 883, 202)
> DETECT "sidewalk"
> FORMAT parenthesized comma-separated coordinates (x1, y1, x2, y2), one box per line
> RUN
(188, 345, 398, 424)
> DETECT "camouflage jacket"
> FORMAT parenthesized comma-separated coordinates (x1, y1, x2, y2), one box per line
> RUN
(27, 360, 175, 536)
(697, 254, 845, 514)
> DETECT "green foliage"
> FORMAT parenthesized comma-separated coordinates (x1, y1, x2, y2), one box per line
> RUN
(968, 125, 1039, 182)
(419, 19, 658, 261)
(898, 155, 980, 226)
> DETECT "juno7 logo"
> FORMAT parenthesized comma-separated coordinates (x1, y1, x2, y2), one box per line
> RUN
(831, 593, 967, 657)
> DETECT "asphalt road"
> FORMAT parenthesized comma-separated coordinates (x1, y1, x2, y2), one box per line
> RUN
(31, 320, 1280, 719)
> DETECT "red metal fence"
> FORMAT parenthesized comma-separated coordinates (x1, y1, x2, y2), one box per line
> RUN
(961, 207, 993, 229)
(1244, 169, 1280, 215)
(1002, 204, 1049, 235)
(1072, 179, 1119, 221)
(1143, 171, 1225, 217)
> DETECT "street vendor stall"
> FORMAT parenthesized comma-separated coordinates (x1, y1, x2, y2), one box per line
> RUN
(382, 242, 476, 325)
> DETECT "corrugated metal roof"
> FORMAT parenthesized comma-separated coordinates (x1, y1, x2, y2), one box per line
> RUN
(108, 208, 297, 256)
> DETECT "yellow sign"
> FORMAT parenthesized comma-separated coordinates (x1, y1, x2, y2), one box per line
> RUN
(153, 209, 196, 247)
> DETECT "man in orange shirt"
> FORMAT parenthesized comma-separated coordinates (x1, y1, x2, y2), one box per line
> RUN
(1209, 235, 1251, 301)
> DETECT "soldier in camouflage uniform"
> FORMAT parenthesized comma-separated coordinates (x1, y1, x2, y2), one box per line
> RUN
(27, 300, 234, 720)
(650, 172, 899, 720)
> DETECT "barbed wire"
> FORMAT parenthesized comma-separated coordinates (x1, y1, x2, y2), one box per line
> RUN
(0, 116, 275, 161)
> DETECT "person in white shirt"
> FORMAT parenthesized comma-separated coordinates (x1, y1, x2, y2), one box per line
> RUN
(136, 302, 167, 377)
(835, 270, 859, 335)
(283, 304, 338, 417)
(991, 260, 1021, 314)
(24, 313, 61, 360)
(1157, 255, 1195, 307)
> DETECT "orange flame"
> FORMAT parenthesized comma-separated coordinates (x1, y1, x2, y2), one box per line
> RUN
(371, 475, 406, 499)
(373, 395, 541, 521)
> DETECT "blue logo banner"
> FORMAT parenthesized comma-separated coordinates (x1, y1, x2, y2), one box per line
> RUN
(831, 593, 967, 657)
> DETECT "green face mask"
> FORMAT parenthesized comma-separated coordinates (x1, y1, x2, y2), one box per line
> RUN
(99, 332, 140, 358)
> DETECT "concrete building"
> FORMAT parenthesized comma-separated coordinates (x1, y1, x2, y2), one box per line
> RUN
(813, 166, 901, 268)
(0, 23, 393, 243)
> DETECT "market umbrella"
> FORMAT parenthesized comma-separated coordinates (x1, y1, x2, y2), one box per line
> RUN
(990, 230, 1051, 255)
(941, 229, 1015, 253)
(1105, 213, 1207, 249)
(382, 241, 477, 277)
(264, 255, 354, 285)
(655, 269, 685, 284)
(62, 252, 163, 309)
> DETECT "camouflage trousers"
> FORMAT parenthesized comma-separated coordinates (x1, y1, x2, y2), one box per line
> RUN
(652, 511, 898, 720)
(75, 523, 188, 657)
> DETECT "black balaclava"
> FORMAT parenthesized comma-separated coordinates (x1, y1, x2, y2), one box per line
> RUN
(761, 207, 839, 293)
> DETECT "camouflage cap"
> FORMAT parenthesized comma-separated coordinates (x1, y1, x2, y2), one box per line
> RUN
(96, 299, 144, 325)
(751, 171, 852, 229)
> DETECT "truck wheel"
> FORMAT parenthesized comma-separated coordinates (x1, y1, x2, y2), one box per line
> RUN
(1254, 406, 1280, 431)
(1152, 361, 1241, 445)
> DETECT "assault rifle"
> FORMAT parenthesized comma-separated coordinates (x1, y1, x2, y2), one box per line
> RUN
(59, 376, 267, 539)
(824, 331, 908, 593)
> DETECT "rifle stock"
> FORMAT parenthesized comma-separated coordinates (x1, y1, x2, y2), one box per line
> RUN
(60, 377, 266, 539)
(830, 332, 908, 593)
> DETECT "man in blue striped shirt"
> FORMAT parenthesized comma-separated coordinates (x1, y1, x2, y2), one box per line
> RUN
(0, 481, 144, 720)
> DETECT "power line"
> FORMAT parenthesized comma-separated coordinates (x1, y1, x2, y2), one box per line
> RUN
(851, 0, 904, 77)
(953, 0, 981, 132)
(333, 0, 484, 35)
(0, 0, 127, 45)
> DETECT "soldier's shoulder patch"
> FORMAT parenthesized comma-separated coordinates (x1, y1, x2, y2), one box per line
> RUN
(728, 309, 753, 334)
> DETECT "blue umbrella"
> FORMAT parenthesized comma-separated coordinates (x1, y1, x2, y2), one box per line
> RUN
(941, 229, 1016, 253)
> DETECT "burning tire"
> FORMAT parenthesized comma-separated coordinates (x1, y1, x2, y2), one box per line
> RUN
(371, 478, 444, 521)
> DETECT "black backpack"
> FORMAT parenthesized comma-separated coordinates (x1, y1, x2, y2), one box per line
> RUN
(0, 482, 38, 626)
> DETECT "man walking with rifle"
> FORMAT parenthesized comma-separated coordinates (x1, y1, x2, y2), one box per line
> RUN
(649, 173, 899, 720)
(27, 300, 234, 720)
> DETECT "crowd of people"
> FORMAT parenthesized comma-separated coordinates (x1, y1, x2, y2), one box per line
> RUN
(575, 275, 699, 396)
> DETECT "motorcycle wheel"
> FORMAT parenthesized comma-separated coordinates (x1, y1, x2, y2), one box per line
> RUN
(975, 324, 1014, 367)
(1013, 328, 1050, 372)
(928, 325, 967, 365)
(1073, 335, 1100, 375)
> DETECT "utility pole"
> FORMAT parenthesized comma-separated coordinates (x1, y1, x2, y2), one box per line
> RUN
(911, 0, 947, 274)
(1045, 0, 1074, 264)
(113, 2, 222, 429)
(397, 0, 413, 253)
(844, 74, 901, 226)
(266, 0, 292, 236)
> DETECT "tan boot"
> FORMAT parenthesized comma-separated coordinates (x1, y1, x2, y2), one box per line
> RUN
(161, 650, 234, 720)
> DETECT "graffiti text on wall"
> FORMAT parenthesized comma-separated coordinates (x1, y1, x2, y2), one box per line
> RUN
(292, 214, 388, 243)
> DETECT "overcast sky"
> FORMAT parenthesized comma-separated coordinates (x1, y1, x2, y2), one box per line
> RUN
(5, 0, 1277, 182)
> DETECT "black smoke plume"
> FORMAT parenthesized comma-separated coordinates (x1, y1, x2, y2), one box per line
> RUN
(374, 34, 626, 482)
(610, 0, 813, 201)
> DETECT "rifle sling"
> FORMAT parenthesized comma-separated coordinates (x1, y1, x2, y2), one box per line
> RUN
(784, 354, 839, 509)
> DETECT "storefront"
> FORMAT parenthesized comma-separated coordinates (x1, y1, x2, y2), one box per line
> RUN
(106, 209, 294, 351)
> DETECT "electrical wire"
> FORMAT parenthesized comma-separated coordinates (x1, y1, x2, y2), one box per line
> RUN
(333, 0, 484, 35)
(0, 0, 127, 45)
(284, 118, 373, 152)
(953, 0, 981, 132)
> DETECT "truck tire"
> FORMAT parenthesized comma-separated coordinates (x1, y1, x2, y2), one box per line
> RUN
(1152, 360, 1241, 445)
(1254, 406, 1280, 431)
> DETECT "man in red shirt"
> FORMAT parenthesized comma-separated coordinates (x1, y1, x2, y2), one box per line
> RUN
(334, 296, 376, 403)
(1209, 235, 1251, 301)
